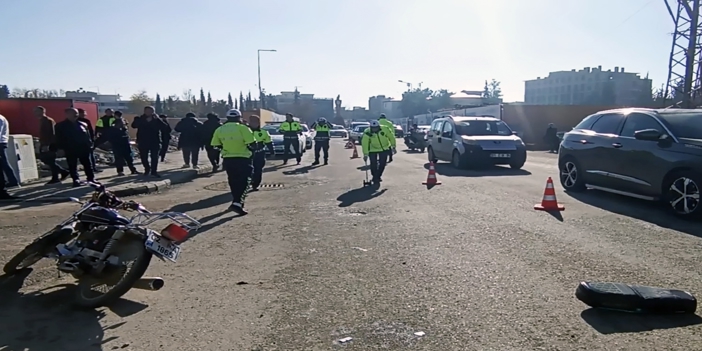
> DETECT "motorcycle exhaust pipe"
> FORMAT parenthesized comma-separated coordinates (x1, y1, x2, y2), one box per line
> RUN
(132, 277, 165, 291)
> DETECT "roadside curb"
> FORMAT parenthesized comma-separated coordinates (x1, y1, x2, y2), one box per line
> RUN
(103, 165, 215, 198)
(7, 165, 214, 204)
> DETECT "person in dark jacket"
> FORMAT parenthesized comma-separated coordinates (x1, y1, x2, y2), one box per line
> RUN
(131, 106, 170, 177)
(95, 111, 139, 175)
(34, 106, 69, 184)
(202, 113, 222, 171)
(544, 123, 559, 153)
(56, 108, 96, 187)
(158, 114, 172, 161)
(77, 108, 101, 173)
(174, 112, 204, 169)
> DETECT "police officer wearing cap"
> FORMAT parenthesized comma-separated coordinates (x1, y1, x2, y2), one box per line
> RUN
(361, 120, 392, 184)
(378, 113, 397, 163)
(210, 109, 255, 215)
(248, 115, 274, 191)
(310, 117, 333, 165)
(278, 113, 303, 165)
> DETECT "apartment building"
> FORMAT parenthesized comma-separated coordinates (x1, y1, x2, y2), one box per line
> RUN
(524, 66, 652, 106)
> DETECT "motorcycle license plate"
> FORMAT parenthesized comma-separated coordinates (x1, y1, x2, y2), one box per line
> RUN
(145, 232, 181, 262)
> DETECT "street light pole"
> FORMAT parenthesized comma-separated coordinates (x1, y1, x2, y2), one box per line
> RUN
(257, 49, 277, 102)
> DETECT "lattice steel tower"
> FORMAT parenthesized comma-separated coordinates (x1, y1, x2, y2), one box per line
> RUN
(665, 0, 702, 108)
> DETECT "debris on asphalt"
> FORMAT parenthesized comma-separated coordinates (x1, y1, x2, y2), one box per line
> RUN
(414, 331, 426, 337)
(338, 337, 353, 343)
(352, 247, 368, 252)
(236, 281, 249, 285)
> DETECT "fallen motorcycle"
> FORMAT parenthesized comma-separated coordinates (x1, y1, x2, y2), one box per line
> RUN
(404, 135, 427, 153)
(3, 182, 201, 308)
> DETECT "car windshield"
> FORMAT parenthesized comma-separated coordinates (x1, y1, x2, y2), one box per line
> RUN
(332, 125, 345, 130)
(354, 126, 369, 132)
(301, 124, 309, 132)
(455, 120, 512, 136)
(657, 112, 702, 139)
(262, 126, 282, 135)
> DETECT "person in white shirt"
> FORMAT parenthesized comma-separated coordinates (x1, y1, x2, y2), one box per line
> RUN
(0, 114, 18, 199)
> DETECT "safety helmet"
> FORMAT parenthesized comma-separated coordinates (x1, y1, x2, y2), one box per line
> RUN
(370, 120, 380, 127)
(379, 113, 386, 119)
(226, 109, 242, 118)
(318, 117, 327, 123)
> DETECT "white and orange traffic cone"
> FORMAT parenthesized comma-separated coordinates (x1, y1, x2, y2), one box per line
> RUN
(422, 161, 442, 186)
(534, 177, 565, 211)
(350, 144, 360, 159)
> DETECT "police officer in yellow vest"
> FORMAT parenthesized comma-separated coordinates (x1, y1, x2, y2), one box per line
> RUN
(95, 108, 116, 137)
(278, 113, 302, 165)
(310, 117, 333, 165)
(248, 115, 273, 192)
(378, 113, 397, 163)
(361, 120, 392, 184)
(211, 109, 255, 215)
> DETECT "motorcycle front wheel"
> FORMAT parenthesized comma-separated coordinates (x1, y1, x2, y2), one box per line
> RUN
(74, 238, 152, 308)
(3, 248, 43, 275)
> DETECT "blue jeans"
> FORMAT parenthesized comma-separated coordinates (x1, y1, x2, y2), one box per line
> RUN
(0, 143, 19, 186)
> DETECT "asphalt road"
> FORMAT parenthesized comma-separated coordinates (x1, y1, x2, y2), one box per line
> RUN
(1, 139, 702, 351)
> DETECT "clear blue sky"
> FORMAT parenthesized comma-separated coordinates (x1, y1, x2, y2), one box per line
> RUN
(0, 0, 673, 108)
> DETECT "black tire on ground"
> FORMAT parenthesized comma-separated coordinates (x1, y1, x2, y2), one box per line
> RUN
(3, 248, 42, 275)
(419, 147, 425, 153)
(451, 150, 469, 169)
(509, 158, 526, 170)
(427, 147, 436, 163)
(662, 170, 702, 220)
(558, 156, 586, 192)
(74, 240, 153, 308)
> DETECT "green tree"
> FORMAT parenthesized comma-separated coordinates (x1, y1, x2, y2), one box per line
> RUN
(482, 81, 490, 99)
(227, 92, 234, 108)
(206, 92, 213, 109)
(212, 99, 229, 117)
(155, 93, 163, 114)
(246, 91, 253, 110)
(0, 85, 9, 99)
(399, 87, 434, 117)
(239, 92, 245, 111)
(487, 79, 502, 99)
(234, 99, 238, 109)
(128, 90, 152, 113)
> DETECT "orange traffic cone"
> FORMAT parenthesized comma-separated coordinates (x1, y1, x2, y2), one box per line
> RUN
(422, 161, 442, 185)
(534, 177, 565, 211)
(350, 144, 360, 159)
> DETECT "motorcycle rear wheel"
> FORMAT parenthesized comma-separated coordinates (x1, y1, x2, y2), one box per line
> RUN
(74, 238, 152, 308)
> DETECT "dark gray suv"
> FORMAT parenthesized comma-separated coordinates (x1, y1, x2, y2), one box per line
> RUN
(558, 108, 702, 219)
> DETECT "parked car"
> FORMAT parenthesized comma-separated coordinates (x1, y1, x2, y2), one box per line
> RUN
(300, 124, 313, 149)
(558, 108, 702, 219)
(330, 124, 348, 138)
(394, 124, 404, 138)
(350, 121, 370, 131)
(426, 116, 526, 169)
(349, 125, 369, 144)
(264, 123, 306, 157)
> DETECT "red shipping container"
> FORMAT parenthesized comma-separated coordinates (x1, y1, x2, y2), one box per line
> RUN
(0, 98, 99, 137)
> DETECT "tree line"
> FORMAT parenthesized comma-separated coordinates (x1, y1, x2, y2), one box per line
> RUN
(398, 78, 503, 117)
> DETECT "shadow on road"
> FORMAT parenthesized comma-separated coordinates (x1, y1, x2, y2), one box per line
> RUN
(283, 165, 319, 175)
(580, 308, 702, 334)
(166, 193, 235, 242)
(0, 271, 144, 350)
(423, 162, 532, 177)
(356, 165, 370, 171)
(337, 187, 387, 207)
(565, 190, 702, 238)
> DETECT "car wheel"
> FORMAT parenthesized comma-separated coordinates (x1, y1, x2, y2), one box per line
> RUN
(558, 157, 586, 192)
(663, 170, 702, 219)
(427, 147, 437, 163)
(451, 150, 468, 169)
(509, 157, 526, 170)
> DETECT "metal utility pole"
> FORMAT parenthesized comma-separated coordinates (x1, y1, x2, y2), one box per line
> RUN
(257, 49, 277, 101)
(664, 0, 702, 108)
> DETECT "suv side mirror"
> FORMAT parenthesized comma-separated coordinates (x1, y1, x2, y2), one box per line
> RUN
(511, 131, 518, 135)
(634, 129, 663, 141)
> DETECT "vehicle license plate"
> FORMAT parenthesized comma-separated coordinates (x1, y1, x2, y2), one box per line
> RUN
(145, 232, 181, 262)
(490, 153, 511, 158)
